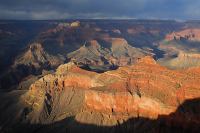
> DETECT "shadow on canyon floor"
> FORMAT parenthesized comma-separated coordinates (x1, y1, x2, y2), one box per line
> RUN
(3, 98, 200, 133)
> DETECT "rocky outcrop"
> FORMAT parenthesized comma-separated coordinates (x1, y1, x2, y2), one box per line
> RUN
(70, 21, 81, 27)
(165, 28, 200, 41)
(158, 28, 200, 69)
(158, 50, 200, 69)
(1, 20, 181, 90)
(67, 38, 151, 67)
(2, 20, 200, 133)
(13, 43, 64, 69)
(1, 56, 200, 132)
(11, 56, 198, 130)
(0, 43, 64, 90)
(44, 21, 80, 34)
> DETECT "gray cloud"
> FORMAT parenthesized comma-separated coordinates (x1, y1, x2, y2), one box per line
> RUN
(0, 0, 199, 20)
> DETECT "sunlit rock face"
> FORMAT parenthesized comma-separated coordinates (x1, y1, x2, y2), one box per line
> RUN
(0, 56, 200, 133)
(70, 21, 81, 27)
(165, 28, 200, 41)
(158, 28, 200, 69)
(16, 56, 200, 131)
(0, 20, 185, 91)
(1, 20, 200, 133)
(67, 38, 149, 67)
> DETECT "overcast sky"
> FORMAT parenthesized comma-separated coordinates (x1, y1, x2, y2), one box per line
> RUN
(0, 0, 200, 20)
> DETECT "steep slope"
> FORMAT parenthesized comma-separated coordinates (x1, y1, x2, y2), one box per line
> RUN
(67, 38, 150, 67)
(1, 56, 200, 133)
(0, 20, 186, 90)
(1, 20, 156, 89)
(67, 40, 110, 66)
(158, 52, 200, 69)
(165, 28, 200, 41)
(0, 43, 64, 90)
(0, 21, 51, 73)
(13, 43, 64, 69)
(158, 28, 200, 69)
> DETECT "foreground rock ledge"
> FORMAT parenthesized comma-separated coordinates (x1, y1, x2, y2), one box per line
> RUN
(2, 56, 200, 133)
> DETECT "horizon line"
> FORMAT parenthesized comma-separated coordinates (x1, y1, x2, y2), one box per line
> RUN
(0, 18, 186, 21)
(1, 18, 200, 23)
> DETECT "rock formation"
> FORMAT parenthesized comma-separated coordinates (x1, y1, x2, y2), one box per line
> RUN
(1, 20, 200, 132)
(158, 28, 200, 69)
(70, 21, 81, 27)
(0, 56, 198, 132)
(0, 20, 184, 90)
(67, 38, 150, 67)
(13, 43, 64, 69)
(165, 28, 200, 41)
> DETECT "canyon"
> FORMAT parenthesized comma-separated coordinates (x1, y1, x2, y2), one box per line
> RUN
(0, 20, 200, 133)
(0, 56, 200, 133)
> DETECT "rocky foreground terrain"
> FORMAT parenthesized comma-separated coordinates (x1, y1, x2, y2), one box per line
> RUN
(0, 56, 200, 133)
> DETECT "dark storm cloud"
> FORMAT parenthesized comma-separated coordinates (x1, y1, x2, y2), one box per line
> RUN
(0, 0, 199, 20)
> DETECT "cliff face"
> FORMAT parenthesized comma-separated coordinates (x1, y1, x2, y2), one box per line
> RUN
(0, 20, 188, 91)
(0, 43, 65, 90)
(11, 56, 198, 132)
(165, 28, 200, 41)
(158, 52, 200, 69)
(0, 56, 200, 133)
(1, 20, 157, 90)
(157, 28, 200, 69)
(13, 43, 64, 69)
(67, 38, 149, 67)
(2, 20, 200, 132)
